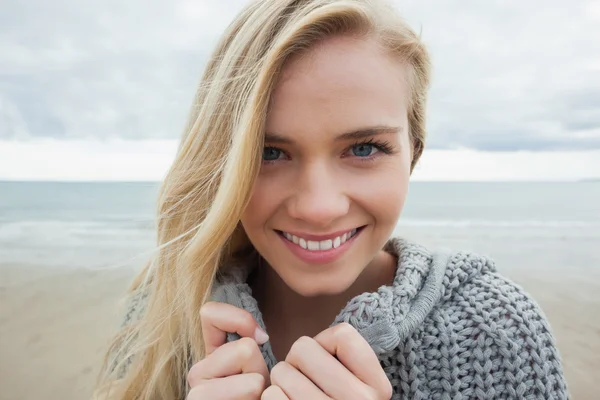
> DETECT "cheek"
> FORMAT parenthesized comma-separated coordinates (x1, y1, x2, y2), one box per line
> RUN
(354, 159, 410, 223)
(240, 177, 283, 230)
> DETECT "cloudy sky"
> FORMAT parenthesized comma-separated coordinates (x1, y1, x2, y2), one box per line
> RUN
(1, 0, 599, 181)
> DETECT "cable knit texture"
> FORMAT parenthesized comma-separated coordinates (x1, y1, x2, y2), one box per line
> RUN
(121, 237, 569, 399)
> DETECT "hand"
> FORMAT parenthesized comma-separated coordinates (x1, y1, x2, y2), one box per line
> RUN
(186, 301, 271, 400)
(262, 323, 392, 400)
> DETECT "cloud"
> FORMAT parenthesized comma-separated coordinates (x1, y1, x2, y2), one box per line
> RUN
(394, 0, 600, 151)
(0, 139, 178, 181)
(1, 0, 599, 152)
(0, 0, 245, 140)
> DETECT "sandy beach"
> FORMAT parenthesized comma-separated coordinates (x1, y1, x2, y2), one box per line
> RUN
(0, 264, 134, 400)
(1, 241, 598, 400)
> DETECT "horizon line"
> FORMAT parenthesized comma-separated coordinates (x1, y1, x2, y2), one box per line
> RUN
(1, 178, 598, 184)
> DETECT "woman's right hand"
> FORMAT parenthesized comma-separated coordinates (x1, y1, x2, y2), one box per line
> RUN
(186, 301, 270, 400)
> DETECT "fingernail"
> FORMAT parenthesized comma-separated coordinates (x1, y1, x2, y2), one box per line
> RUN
(254, 327, 269, 345)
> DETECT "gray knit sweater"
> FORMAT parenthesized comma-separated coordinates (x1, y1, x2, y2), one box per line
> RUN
(210, 237, 569, 399)
(119, 237, 569, 399)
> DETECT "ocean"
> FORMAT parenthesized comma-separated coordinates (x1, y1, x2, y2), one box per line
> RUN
(1, 181, 599, 271)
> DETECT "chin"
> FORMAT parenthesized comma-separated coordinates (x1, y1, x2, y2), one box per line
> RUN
(284, 270, 358, 297)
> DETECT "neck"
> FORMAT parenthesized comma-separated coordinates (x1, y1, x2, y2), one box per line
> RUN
(250, 250, 397, 358)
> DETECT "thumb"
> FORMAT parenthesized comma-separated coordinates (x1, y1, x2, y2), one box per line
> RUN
(200, 301, 269, 355)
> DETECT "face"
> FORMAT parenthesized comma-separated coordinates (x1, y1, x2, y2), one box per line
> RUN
(240, 35, 413, 297)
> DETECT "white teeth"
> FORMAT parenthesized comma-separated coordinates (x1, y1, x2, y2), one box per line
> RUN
(307, 240, 320, 251)
(320, 239, 333, 250)
(281, 228, 360, 252)
(333, 236, 341, 248)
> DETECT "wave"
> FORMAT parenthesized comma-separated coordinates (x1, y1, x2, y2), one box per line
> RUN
(0, 219, 156, 250)
(0, 220, 156, 268)
(1, 218, 597, 242)
(1, 218, 598, 269)
(0, 218, 154, 235)
(397, 219, 600, 228)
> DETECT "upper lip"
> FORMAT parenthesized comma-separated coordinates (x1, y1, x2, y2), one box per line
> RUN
(277, 227, 362, 241)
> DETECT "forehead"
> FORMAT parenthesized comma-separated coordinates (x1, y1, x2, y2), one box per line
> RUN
(266, 35, 409, 137)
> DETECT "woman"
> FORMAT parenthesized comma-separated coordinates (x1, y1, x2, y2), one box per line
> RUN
(94, 0, 569, 399)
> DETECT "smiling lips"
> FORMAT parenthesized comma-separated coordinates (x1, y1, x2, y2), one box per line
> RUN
(281, 228, 359, 251)
(277, 227, 362, 264)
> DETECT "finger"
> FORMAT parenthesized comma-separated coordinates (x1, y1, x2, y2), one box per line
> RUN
(285, 336, 368, 399)
(188, 337, 269, 387)
(270, 361, 331, 400)
(200, 301, 269, 355)
(314, 323, 392, 397)
(187, 373, 265, 400)
(261, 385, 289, 400)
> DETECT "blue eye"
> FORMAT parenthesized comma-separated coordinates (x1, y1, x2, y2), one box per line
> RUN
(263, 147, 282, 161)
(351, 144, 378, 157)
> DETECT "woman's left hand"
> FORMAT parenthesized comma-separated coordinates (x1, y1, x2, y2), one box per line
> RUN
(261, 323, 393, 400)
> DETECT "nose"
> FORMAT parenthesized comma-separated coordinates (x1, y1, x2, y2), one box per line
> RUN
(286, 162, 350, 228)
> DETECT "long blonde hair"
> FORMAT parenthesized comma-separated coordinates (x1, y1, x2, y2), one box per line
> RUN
(94, 0, 430, 398)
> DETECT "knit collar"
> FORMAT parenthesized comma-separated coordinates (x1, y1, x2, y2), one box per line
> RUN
(211, 237, 449, 367)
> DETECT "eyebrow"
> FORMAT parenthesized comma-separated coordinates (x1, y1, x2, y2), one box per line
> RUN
(264, 125, 403, 144)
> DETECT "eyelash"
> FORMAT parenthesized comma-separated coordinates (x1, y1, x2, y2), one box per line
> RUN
(348, 138, 395, 157)
(262, 138, 395, 165)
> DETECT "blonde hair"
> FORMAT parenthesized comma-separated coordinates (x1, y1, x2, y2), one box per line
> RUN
(94, 0, 430, 398)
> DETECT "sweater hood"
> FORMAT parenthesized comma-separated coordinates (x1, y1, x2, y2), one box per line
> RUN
(211, 237, 497, 367)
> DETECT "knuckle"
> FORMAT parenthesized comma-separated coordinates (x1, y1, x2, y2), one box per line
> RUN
(262, 385, 284, 400)
(186, 361, 203, 388)
(236, 336, 259, 360)
(366, 380, 392, 400)
(246, 373, 266, 397)
(199, 301, 216, 319)
(333, 322, 357, 339)
(286, 335, 314, 361)
(286, 335, 317, 364)
(186, 385, 205, 400)
(355, 387, 376, 400)
(291, 335, 314, 352)
(381, 380, 393, 399)
(269, 361, 288, 383)
(239, 310, 257, 328)
(332, 323, 362, 347)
